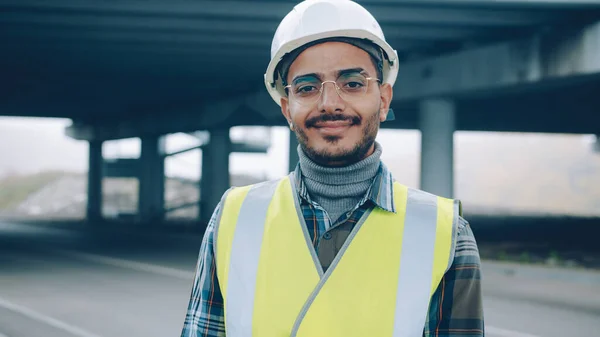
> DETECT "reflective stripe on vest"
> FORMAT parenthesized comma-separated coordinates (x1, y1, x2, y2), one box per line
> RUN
(216, 174, 458, 337)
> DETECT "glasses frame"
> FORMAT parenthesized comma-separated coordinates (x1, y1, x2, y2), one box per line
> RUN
(284, 74, 381, 107)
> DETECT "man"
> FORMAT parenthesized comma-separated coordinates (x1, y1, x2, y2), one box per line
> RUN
(181, 1, 484, 336)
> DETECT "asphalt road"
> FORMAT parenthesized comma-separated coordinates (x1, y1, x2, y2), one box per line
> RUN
(1, 221, 599, 337)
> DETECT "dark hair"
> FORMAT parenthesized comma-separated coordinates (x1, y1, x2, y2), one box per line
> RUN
(278, 37, 385, 87)
(369, 54, 384, 84)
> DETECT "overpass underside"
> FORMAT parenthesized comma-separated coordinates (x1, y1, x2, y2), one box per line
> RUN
(1, 0, 599, 224)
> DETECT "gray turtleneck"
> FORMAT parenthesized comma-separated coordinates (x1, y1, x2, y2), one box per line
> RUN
(298, 142, 382, 225)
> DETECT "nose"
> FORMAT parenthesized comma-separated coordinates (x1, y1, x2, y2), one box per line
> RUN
(318, 81, 345, 113)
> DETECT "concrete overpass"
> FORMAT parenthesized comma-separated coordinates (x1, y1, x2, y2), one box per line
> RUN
(1, 0, 600, 223)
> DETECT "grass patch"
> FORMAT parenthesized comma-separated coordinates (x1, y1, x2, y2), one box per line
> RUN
(0, 171, 67, 210)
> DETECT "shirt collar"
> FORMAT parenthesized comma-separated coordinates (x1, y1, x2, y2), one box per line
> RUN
(292, 160, 396, 214)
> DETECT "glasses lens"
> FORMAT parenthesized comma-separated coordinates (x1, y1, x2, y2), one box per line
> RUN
(290, 78, 322, 106)
(337, 73, 369, 101)
(288, 73, 373, 106)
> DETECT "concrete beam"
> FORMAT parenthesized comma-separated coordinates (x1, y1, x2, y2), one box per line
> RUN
(395, 21, 600, 102)
(0, 0, 563, 26)
(10, 41, 268, 61)
(230, 142, 270, 154)
(0, 14, 487, 41)
(360, 0, 600, 8)
(65, 90, 280, 141)
(102, 158, 139, 178)
(4, 27, 273, 48)
(166, 142, 268, 157)
(102, 139, 266, 180)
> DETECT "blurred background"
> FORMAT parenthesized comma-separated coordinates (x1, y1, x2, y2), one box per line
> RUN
(1, 0, 600, 336)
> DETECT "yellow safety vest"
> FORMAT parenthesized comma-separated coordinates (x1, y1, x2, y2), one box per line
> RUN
(215, 173, 459, 337)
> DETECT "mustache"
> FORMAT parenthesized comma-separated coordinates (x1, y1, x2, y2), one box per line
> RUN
(305, 114, 361, 128)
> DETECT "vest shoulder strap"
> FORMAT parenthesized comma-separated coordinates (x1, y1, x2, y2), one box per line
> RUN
(394, 181, 460, 274)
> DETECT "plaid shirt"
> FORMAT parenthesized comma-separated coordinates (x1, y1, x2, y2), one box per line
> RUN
(181, 163, 484, 337)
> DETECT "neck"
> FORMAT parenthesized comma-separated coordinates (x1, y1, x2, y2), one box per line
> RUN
(316, 143, 376, 168)
(298, 142, 382, 185)
(297, 142, 382, 223)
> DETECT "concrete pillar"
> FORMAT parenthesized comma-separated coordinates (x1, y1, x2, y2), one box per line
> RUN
(200, 128, 231, 224)
(288, 129, 299, 173)
(87, 140, 103, 222)
(199, 145, 211, 223)
(593, 134, 600, 153)
(138, 135, 166, 222)
(419, 99, 455, 198)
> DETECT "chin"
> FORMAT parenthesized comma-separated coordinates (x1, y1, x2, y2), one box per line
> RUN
(315, 138, 355, 154)
(315, 145, 361, 164)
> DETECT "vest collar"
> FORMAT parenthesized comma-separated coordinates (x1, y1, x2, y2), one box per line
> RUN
(292, 161, 397, 214)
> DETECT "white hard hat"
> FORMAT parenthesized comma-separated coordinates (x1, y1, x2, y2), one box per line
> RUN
(264, 0, 399, 107)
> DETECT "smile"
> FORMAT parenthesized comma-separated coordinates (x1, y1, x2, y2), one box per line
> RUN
(313, 120, 353, 136)
(314, 120, 352, 128)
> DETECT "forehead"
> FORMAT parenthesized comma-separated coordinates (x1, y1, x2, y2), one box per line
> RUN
(286, 42, 376, 81)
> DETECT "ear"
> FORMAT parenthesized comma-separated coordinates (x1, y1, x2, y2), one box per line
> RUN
(280, 97, 293, 130)
(378, 83, 393, 122)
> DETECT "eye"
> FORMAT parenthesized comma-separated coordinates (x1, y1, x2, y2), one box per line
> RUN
(338, 73, 368, 92)
(344, 81, 364, 89)
(296, 85, 318, 94)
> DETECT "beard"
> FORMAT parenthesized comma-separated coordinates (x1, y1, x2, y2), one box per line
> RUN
(292, 107, 381, 167)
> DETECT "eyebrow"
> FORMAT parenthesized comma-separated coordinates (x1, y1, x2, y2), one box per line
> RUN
(337, 67, 366, 77)
(292, 67, 367, 83)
